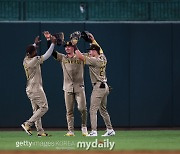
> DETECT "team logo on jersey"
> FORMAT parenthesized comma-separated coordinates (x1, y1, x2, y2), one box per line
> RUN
(63, 59, 82, 64)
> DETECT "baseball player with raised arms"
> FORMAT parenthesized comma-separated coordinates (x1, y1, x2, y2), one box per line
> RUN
(75, 32, 115, 136)
(21, 36, 56, 136)
(43, 31, 88, 136)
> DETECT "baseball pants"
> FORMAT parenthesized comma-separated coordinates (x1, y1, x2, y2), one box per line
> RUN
(26, 87, 48, 134)
(90, 82, 113, 131)
(64, 90, 87, 132)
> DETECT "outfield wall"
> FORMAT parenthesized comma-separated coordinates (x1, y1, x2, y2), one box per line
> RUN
(0, 22, 180, 128)
(1, 0, 180, 21)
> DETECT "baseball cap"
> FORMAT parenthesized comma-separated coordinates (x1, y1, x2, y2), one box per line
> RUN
(64, 41, 73, 47)
(87, 44, 100, 52)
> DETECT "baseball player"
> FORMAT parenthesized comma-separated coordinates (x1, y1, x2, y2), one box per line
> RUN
(44, 31, 88, 136)
(21, 36, 56, 136)
(75, 33, 115, 136)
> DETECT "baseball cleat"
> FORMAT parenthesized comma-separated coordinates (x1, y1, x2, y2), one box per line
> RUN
(64, 131, 75, 136)
(87, 130, 97, 137)
(102, 129, 115, 137)
(37, 133, 51, 137)
(21, 123, 32, 136)
(81, 127, 88, 136)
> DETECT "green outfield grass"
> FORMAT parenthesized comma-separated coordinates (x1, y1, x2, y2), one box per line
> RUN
(0, 130, 180, 151)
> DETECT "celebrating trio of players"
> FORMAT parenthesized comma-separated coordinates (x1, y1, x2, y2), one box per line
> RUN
(21, 31, 115, 137)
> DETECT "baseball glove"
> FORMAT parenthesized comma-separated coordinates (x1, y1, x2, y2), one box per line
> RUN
(52, 32, 64, 46)
(70, 31, 81, 45)
(81, 31, 92, 43)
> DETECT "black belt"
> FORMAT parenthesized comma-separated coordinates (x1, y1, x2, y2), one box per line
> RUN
(94, 82, 106, 88)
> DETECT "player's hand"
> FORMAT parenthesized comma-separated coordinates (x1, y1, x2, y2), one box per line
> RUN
(43, 31, 51, 40)
(34, 36, 41, 45)
(50, 36, 57, 44)
(88, 33, 95, 42)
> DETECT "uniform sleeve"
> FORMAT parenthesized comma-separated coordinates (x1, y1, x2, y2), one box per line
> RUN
(47, 40, 51, 48)
(84, 56, 98, 66)
(92, 40, 104, 54)
(41, 43, 55, 61)
(56, 52, 64, 62)
(28, 56, 43, 68)
(51, 50, 64, 61)
(47, 40, 59, 60)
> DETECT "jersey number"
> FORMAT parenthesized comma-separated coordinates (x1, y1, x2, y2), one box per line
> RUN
(100, 66, 105, 76)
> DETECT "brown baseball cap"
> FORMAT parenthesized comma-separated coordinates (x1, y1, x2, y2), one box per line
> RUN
(64, 41, 73, 47)
(87, 44, 100, 52)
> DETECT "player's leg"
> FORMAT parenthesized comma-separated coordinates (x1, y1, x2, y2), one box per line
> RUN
(35, 118, 45, 135)
(88, 90, 102, 136)
(29, 101, 46, 136)
(30, 89, 49, 136)
(23, 89, 48, 136)
(35, 118, 49, 137)
(32, 102, 44, 134)
(75, 90, 88, 136)
(99, 85, 115, 136)
(21, 91, 34, 135)
(64, 91, 75, 136)
(99, 95, 112, 129)
(27, 89, 48, 123)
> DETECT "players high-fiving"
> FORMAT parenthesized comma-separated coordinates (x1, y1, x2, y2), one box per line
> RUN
(22, 31, 115, 137)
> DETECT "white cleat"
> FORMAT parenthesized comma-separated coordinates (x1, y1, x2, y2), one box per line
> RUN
(82, 127, 88, 136)
(87, 130, 97, 137)
(102, 129, 115, 136)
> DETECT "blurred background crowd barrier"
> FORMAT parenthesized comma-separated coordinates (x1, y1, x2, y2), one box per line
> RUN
(1, 0, 180, 21)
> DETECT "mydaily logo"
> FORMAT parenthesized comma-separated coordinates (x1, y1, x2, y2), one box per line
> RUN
(77, 139, 115, 150)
